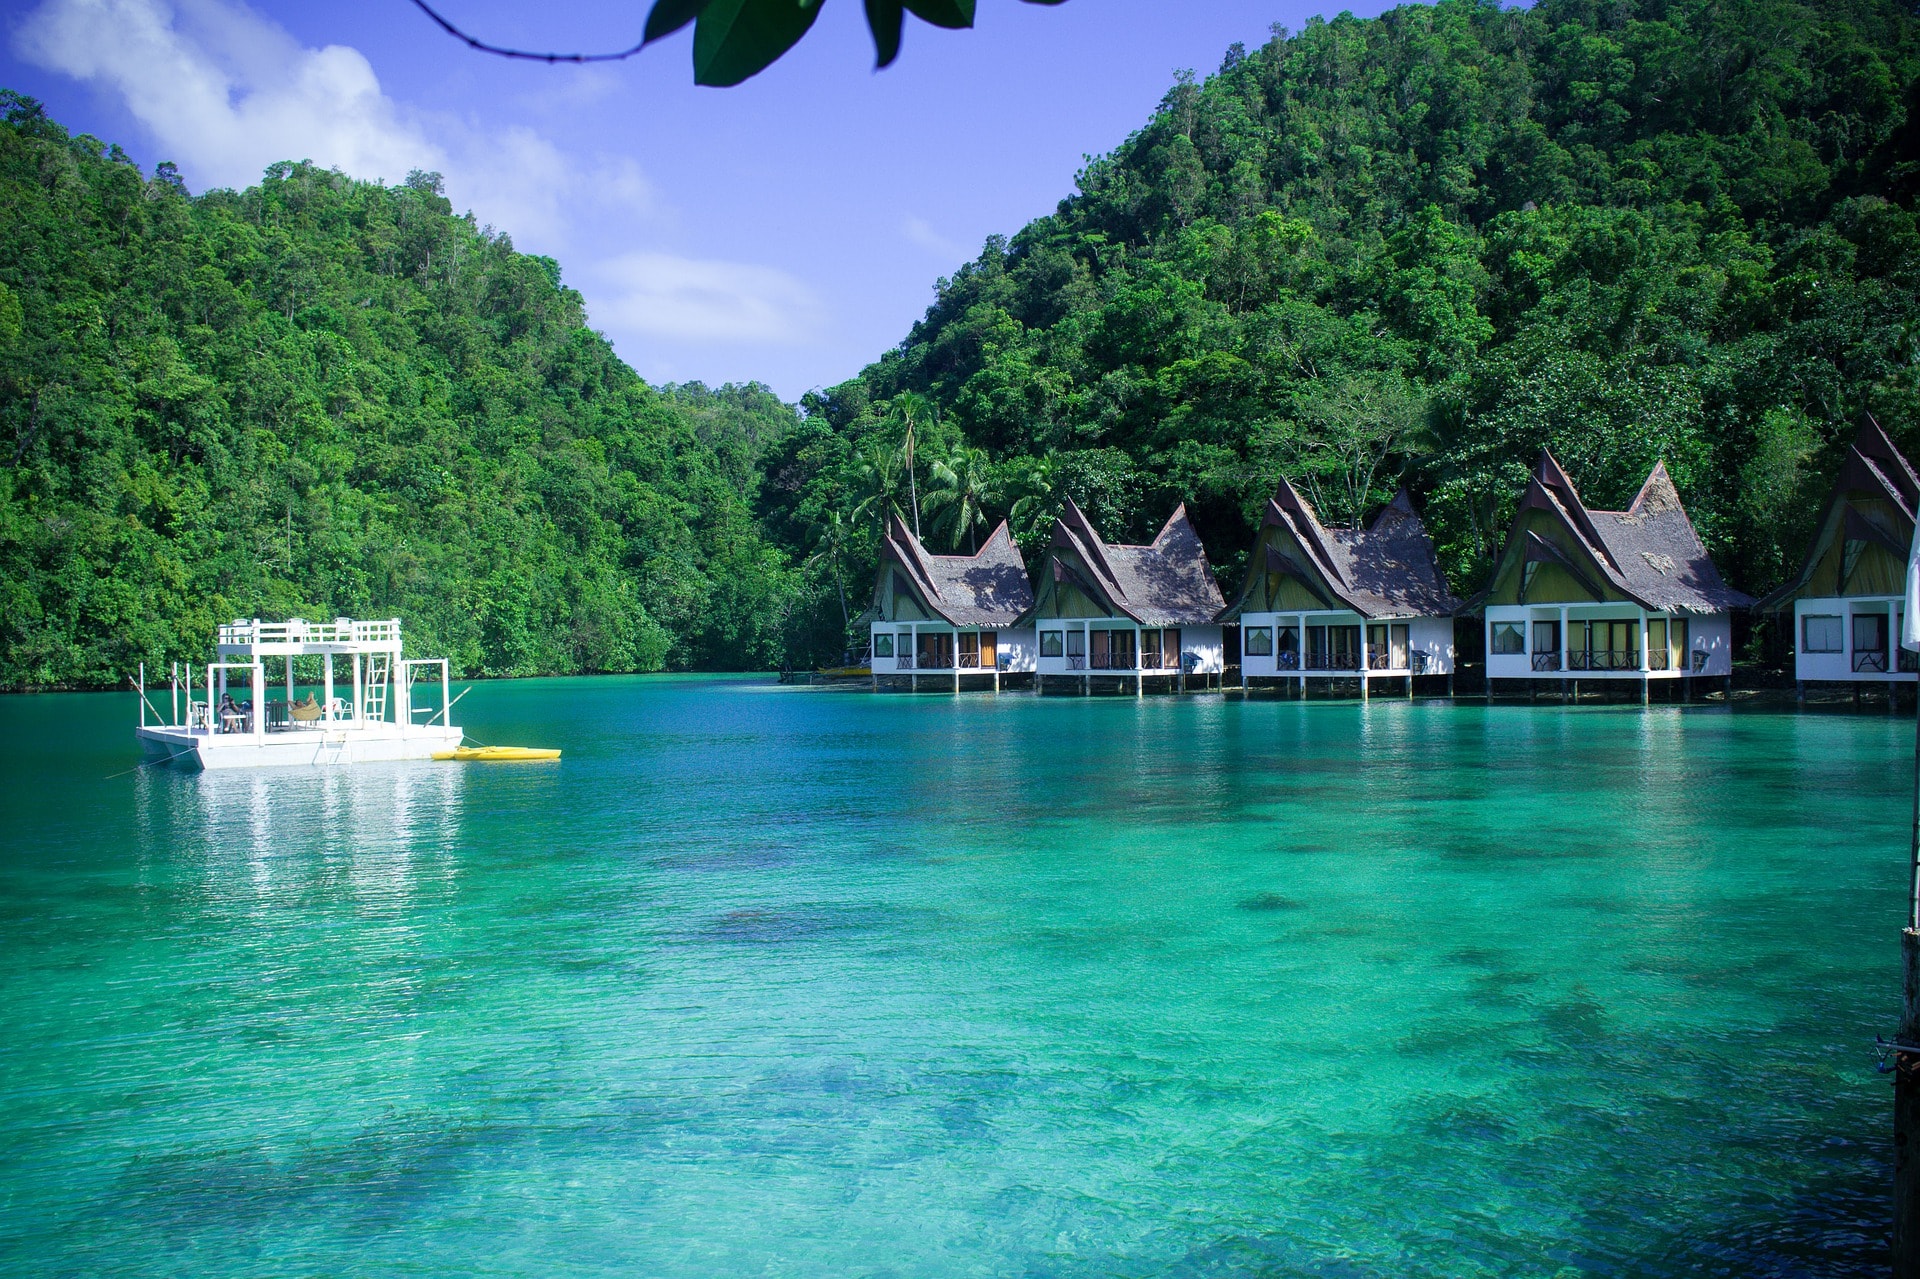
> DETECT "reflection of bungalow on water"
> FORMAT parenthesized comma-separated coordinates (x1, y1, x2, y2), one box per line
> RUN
(1757, 418, 1919, 696)
(866, 512, 1037, 691)
(1480, 451, 1749, 699)
(1016, 499, 1226, 694)
(1218, 479, 1459, 697)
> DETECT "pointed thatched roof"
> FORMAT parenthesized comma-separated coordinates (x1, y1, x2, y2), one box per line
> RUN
(1221, 479, 1459, 620)
(877, 512, 1033, 627)
(1018, 499, 1225, 626)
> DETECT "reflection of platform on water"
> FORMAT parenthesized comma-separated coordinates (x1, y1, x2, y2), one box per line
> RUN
(138, 761, 468, 900)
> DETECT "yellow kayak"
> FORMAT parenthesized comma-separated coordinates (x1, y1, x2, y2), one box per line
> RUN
(433, 746, 561, 762)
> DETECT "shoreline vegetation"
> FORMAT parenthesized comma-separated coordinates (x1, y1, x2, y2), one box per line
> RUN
(4, 0, 1919, 691)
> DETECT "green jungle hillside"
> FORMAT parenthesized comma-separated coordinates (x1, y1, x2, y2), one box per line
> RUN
(5, 0, 1920, 686)
(0, 93, 799, 688)
(767, 0, 1920, 662)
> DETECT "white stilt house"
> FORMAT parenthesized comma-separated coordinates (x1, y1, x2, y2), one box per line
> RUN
(868, 514, 1036, 692)
(134, 617, 463, 769)
(1219, 480, 1460, 696)
(1480, 451, 1750, 698)
(1757, 418, 1920, 692)
(1017, 499, 1226, 694)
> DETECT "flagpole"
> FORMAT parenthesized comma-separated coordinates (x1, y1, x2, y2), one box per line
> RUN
(1897, 520, 1920, 1277)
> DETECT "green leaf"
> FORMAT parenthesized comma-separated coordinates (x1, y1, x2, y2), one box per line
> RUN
(693, 0, 823, 86)
(645, 0, 710, 42)
(901, 0, 972, 29)
(865, 0, 904, 67)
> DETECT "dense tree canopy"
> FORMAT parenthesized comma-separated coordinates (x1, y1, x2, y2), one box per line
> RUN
(0, 91, 801, 688)
(766, 0, 1920, 662)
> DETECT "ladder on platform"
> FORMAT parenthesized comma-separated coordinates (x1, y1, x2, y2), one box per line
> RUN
(364, 654, 391, 723)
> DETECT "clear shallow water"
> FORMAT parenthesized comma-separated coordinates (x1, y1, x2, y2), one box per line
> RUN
(0, 677, 1905, 1276)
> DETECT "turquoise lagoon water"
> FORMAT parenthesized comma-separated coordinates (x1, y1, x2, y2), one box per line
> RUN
(0, 676, 1906, 1276)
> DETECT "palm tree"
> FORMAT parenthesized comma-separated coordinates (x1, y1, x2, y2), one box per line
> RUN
(804, 508, 855, 637)
(1006, 454, 1061, 545)
(846, 441, 904, 537)
(926, 445, 1000, 553)
(889, 391, 939, 540)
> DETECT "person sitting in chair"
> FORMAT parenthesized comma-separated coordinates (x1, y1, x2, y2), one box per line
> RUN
(218, 692, 247, 733)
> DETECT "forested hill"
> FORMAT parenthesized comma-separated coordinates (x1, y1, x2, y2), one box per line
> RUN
(0, 92, 799, 689)
(765, 0, 1920, 649)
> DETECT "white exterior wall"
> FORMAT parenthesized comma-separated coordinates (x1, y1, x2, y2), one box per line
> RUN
(1183, 624, 1224, 675)
(1790, 596, 1913, 683)
(1237, 611, 1453, 676)
(996, 627, 1037, 673)
(868, 621, 1033, 673)
(1031, 620, 1221, 675)
(1484, 604, 1733, 680)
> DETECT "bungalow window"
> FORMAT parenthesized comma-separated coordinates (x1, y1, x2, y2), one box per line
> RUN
(1802, 614, 1843, 653)
(873, 633, 894, 658)
(1276, 625, 1299, 670)
(1855, 613, 1890, 673)
(1244, 626, 1274, 656)
(1109, 629, 1136, 669)
(1089, 629, 1110, 668)
(957, 632, 980, 669)
(1329, 625, 1361, 669)
(1065, 630, 1085, 661)
(1140, 629, 1162, 670)
(1646, 618, 1668, 670)
(980, 631, 997, 669)
(1040, 631, 1064, 658)
(1491, 623, 1525, 655)
(917, 631, 954, 669)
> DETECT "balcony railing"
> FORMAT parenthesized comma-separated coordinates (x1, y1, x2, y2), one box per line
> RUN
(896, 654, 915, 670)
(1275, 651, 1299, 671)
(1368, 652, 1394, 670)
(1648, 650, 1670, 671)
(1855, 649, 1890, 674)
(1568, 649, 1639, 671)
(1066, 655, 1086, 670)
(1903, 649, 1919, 674)
(1089, 655, 1138, 671)
(1304, 655, 1360, 671)
(1531, 651, 1562, 671)
(957, 652, 980, 669)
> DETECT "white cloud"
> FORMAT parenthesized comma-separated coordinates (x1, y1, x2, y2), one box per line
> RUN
(590, 252, 825, 345)
(13, 0, 817, 365)
(16, 0, 439, 190)
(902, 214, 968, 261)
(10, 0, 660, 246)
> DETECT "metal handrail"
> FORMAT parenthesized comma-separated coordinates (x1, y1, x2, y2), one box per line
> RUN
(1856, 650, 1891, 673)
(1066, 655, 1087, 670)
(1568, 649, 1640, 672)
(1275, 651, 1299, 671)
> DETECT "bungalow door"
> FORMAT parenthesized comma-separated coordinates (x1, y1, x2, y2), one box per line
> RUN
(1090, 629, 1112, 670)
(957, 632, 980, 669)
(979, 631, 997, 670)
(1390, 624, 1410, 670)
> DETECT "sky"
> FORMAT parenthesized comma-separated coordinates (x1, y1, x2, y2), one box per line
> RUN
(1, 0, 1398, 400)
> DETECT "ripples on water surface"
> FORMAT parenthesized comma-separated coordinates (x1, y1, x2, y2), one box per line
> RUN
(0, 677, 1903, 1276)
